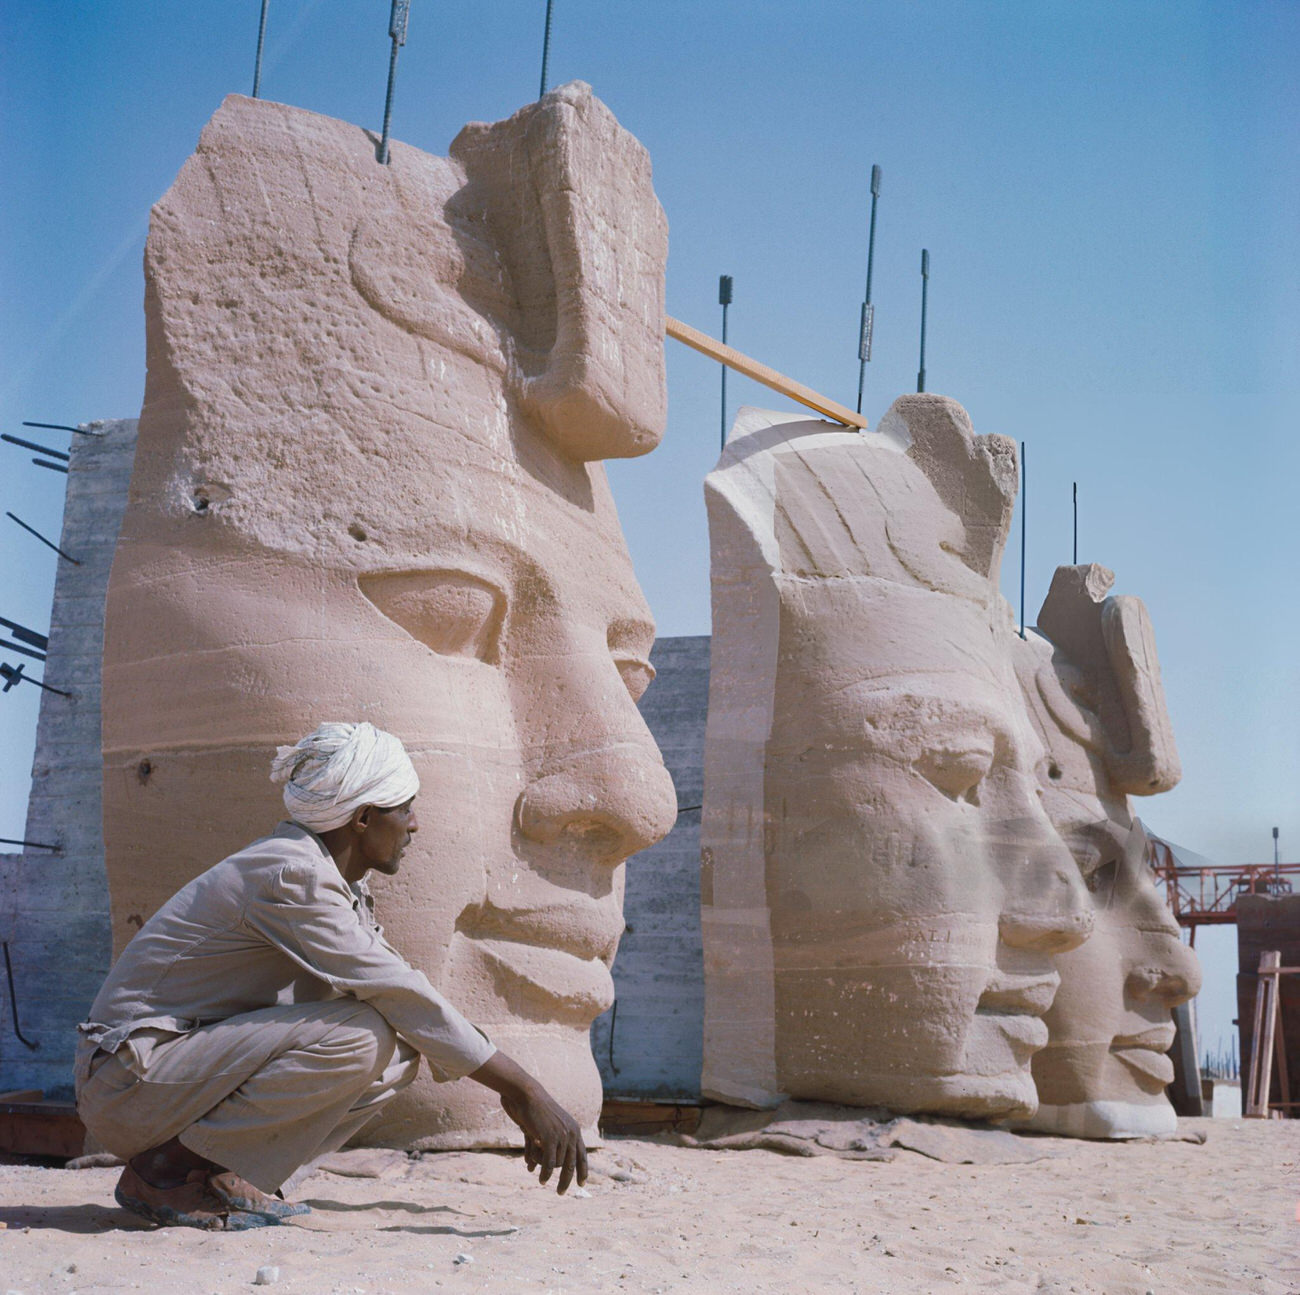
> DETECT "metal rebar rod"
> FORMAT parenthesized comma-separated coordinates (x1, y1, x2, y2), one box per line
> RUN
(22, 421, 90, 435)
(3, 941, 39, 1050)
(1, 433, 69, 461)
(719, 275, 733, 453)
(0, 617, 48, 651)
(917, 248, 929, 393)
(252, 0, 270, 97)
(0, 838, 58, 850)
(6, 511, 80, 564)
(33, 458, 69, 474)
(1019, 440, 1027, 640)
(539, 0, 555, 98)
(377, 0, 410, 165)
(1, 639, 47, 663)
(1072, 481, 1078, 563)
(26, 674, 71, 697)
(856, 163, 881, 415)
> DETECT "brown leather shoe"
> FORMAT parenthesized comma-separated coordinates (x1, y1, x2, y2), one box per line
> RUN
(207, 1169, 311, 1220)
(114, 1164, 274, 1230)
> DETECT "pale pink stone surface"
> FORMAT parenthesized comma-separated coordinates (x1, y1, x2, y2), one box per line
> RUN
(1015, 565, 1200, 1138)
(101, 85, 674, 1148)
(700, 399, 1092, 1120)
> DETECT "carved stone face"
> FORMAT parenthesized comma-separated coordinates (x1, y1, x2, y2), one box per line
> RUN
(701, 402, 1092, 1120)
(1014, 570, 1200, 1138)
(102, 85, 676, 1147)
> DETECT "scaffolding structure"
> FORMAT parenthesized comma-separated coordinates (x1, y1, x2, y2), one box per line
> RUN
(1146, 836, 1300, 946)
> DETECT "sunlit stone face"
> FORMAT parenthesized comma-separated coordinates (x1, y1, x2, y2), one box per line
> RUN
(1014, 570, 1200, 1138)
(701, 402, 1092, 1120)
(102, 86, 676, 1148)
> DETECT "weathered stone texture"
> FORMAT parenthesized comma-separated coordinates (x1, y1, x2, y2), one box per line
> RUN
(701, 401, 1092, 1120)
(101, 88, 672, 1147)
(1015, 566, 1200, 1138)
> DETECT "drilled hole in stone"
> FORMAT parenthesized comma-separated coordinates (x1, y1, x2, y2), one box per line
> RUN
(348, 523, 368, 542)
(1048, 762, 1062, 782)
(137, 759, 153, 784)
(192, 493, 210, 514)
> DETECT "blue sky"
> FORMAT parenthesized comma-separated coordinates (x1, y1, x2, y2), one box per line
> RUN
(2, 1, 1297, 1061)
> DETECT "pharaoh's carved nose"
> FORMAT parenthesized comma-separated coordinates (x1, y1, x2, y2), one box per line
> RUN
(996, 819, 1095, 954)
(1126, 939, 1202, 1006)
(999, 903, 1094, 955)
(515, 744, 678, 864)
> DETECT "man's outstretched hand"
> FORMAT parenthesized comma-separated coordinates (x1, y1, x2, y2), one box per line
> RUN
(469, 1051, 588, 1194)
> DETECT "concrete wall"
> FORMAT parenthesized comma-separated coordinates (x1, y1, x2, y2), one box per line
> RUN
(592, 635, 709, 1100)
(0, 419, 137, 1097)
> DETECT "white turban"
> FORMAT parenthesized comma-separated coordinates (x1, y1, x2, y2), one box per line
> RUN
(270, 722, 420, 832)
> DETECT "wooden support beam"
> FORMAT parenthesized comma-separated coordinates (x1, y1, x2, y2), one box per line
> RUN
(665, 315, 870, 431)
(1246, 950, 1283, 1117)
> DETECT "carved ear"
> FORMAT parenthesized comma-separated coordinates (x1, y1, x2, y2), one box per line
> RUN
(1101, 595, 1181, 793)
(880, 394, 1018, 580)
(451, 82, 668, 462)
(1036, 565, 1180, 796)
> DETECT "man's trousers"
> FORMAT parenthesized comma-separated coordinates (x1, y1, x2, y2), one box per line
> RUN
(75, 999, 421, 1192)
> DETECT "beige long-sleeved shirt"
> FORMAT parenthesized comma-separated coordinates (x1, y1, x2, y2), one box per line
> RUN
(80, 821, 495, 1081)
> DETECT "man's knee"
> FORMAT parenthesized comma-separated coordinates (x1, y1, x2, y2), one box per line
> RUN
(328, 1002, 399, 1080)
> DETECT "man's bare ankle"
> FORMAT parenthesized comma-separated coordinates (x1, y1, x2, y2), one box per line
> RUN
(129, 1137, 220, 1190)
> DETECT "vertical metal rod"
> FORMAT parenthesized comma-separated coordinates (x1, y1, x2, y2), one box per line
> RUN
(719, 275, 733, 452)
(1072, 481, 1078, 563)
(539, 0, 555, 98)
(856, 163, 881, 415)
(1019, 440, 1027, 640)
(1274, 826, 1281, 885)
(378, 0, 411, 165)
(252, 0, 270, 97)
(3, 941, 38, 1050)
(917, 248, 930, 393)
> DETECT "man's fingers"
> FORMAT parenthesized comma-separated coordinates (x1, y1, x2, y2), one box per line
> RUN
(556, 1139, 576, 1195)
(538, 1138, 556, 1184)
(576, 1133, 588, 1187)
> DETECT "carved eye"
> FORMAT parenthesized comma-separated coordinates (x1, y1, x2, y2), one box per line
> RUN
(1086, 858, 1119, 908)
(916, 746, 994, 805)
(615, 657, 655, 702)
(1069, 821, 1126, 893)
(359, 570, 505, 663)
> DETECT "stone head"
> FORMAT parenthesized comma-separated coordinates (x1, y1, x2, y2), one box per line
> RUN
(1014, 565, 1200, 1137)
(102, 84, 677, 1147)
(701, 398, 1091, 1120)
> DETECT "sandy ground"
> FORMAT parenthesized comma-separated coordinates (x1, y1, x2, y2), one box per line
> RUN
(0, 1118, 1296, 1294)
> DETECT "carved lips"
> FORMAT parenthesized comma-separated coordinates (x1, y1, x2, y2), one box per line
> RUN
(457, 889, 627, 1021)
(1109, 1024, 1178, 1089)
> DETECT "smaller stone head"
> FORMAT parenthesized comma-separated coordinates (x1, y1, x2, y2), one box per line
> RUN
(1013, 565, 1201, 1137)
(702, 398, 1092, 1120)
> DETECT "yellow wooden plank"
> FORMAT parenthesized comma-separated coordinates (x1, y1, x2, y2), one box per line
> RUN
(665, 315, 869, 431)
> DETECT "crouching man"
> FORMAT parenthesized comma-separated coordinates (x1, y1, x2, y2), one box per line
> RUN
(76, 722, 587, 1230)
